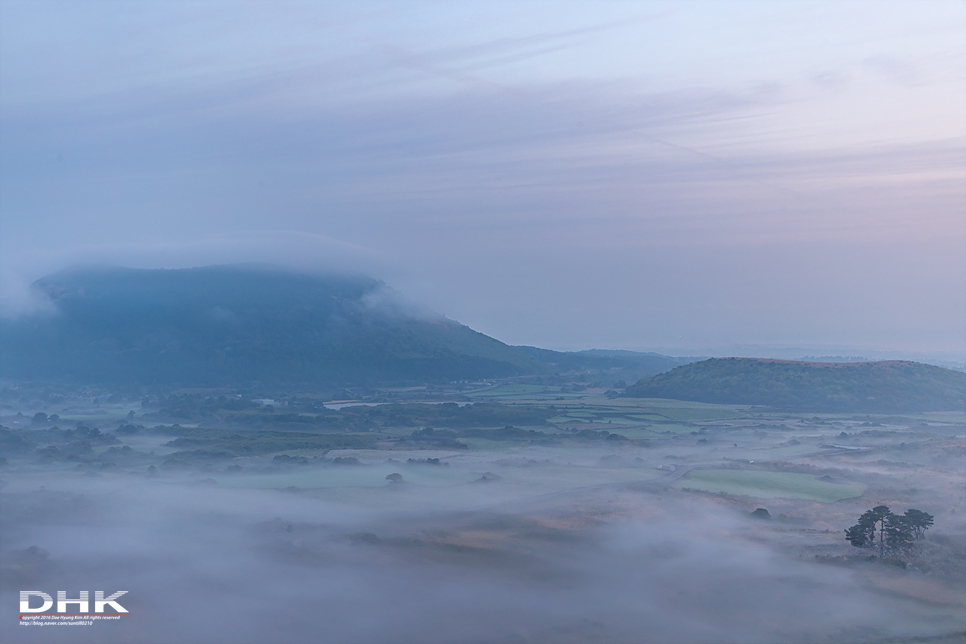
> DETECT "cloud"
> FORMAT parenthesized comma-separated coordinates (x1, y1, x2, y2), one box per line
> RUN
(0, 1, 963, 350)
(0, 231, 383, 317)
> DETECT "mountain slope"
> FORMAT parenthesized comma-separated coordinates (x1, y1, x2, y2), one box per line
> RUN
(623, 358, 966, 412)
(514, 346, 694, 382)
(0, 265, 546, 386)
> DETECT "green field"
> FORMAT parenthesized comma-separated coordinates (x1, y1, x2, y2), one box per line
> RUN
(471, 384, 560, 397)
(656, 408, 743, 421)
(628, 398, 749, 410)
(600, 417, 647, 425)
(680, 469, 864, 502)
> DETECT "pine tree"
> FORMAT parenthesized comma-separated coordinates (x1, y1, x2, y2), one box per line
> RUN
(845, 506, 933, 560)
(902, 509, 934, 540)
(883, 513, 915, 558)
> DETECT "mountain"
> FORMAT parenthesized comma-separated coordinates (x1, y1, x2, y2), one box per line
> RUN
(0, 266, 546, 387)
(514, 346, 696, 384)
(623, 358, 966, 412)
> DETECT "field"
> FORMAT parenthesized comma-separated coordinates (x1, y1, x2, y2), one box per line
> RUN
(2, 383, 965, 644)
(680, 469, 865, 502)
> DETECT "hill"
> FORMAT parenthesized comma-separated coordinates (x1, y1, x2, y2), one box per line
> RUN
(0, 266, 546, 387)
(623, 358, 966, 412)
(514, 346, 695, 384)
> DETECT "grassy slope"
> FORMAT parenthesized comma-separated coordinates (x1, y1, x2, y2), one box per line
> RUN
(513, 346, 691, 379)
(681, 469, 864, 502)
(624, 358, 966, 412)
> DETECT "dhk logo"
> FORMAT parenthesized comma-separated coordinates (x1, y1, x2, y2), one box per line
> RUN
(20, 591, 129, 614)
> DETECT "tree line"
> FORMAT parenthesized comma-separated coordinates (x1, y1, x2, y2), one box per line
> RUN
(845, 505, 933, 559)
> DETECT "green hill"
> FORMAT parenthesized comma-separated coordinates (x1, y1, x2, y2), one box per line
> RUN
(0, 265, 546, 387)
(513, 346, 695, 383)
(623, 358, 966, 412)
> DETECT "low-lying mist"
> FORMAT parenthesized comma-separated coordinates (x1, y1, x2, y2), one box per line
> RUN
(3, 439, 963, 644)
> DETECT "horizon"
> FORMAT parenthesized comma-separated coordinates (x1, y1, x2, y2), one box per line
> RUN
(6, 261, 964, 370)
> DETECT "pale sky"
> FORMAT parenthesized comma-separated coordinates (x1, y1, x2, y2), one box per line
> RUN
(1, 1, 964, 354)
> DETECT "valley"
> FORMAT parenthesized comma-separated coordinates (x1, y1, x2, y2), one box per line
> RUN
(3, 383, 964, 643)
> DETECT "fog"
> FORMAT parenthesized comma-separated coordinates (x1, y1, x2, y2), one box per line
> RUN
(0, 232, 382, 320)
(4, 429, 965, 643)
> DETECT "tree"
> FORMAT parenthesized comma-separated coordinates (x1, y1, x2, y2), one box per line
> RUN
(845, 521, 874, 549)
(859, 505, 892, 557)
(883, 514, 915, 557)
(845, 505, 933, 559)
(902, 509, 934, 540)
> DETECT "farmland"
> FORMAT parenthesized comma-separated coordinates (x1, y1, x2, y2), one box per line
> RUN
(2, 382, 965, 643)
(680, 469, 865, 502)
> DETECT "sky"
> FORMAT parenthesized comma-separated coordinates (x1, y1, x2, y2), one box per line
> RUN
(1, 0, 964, 356)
